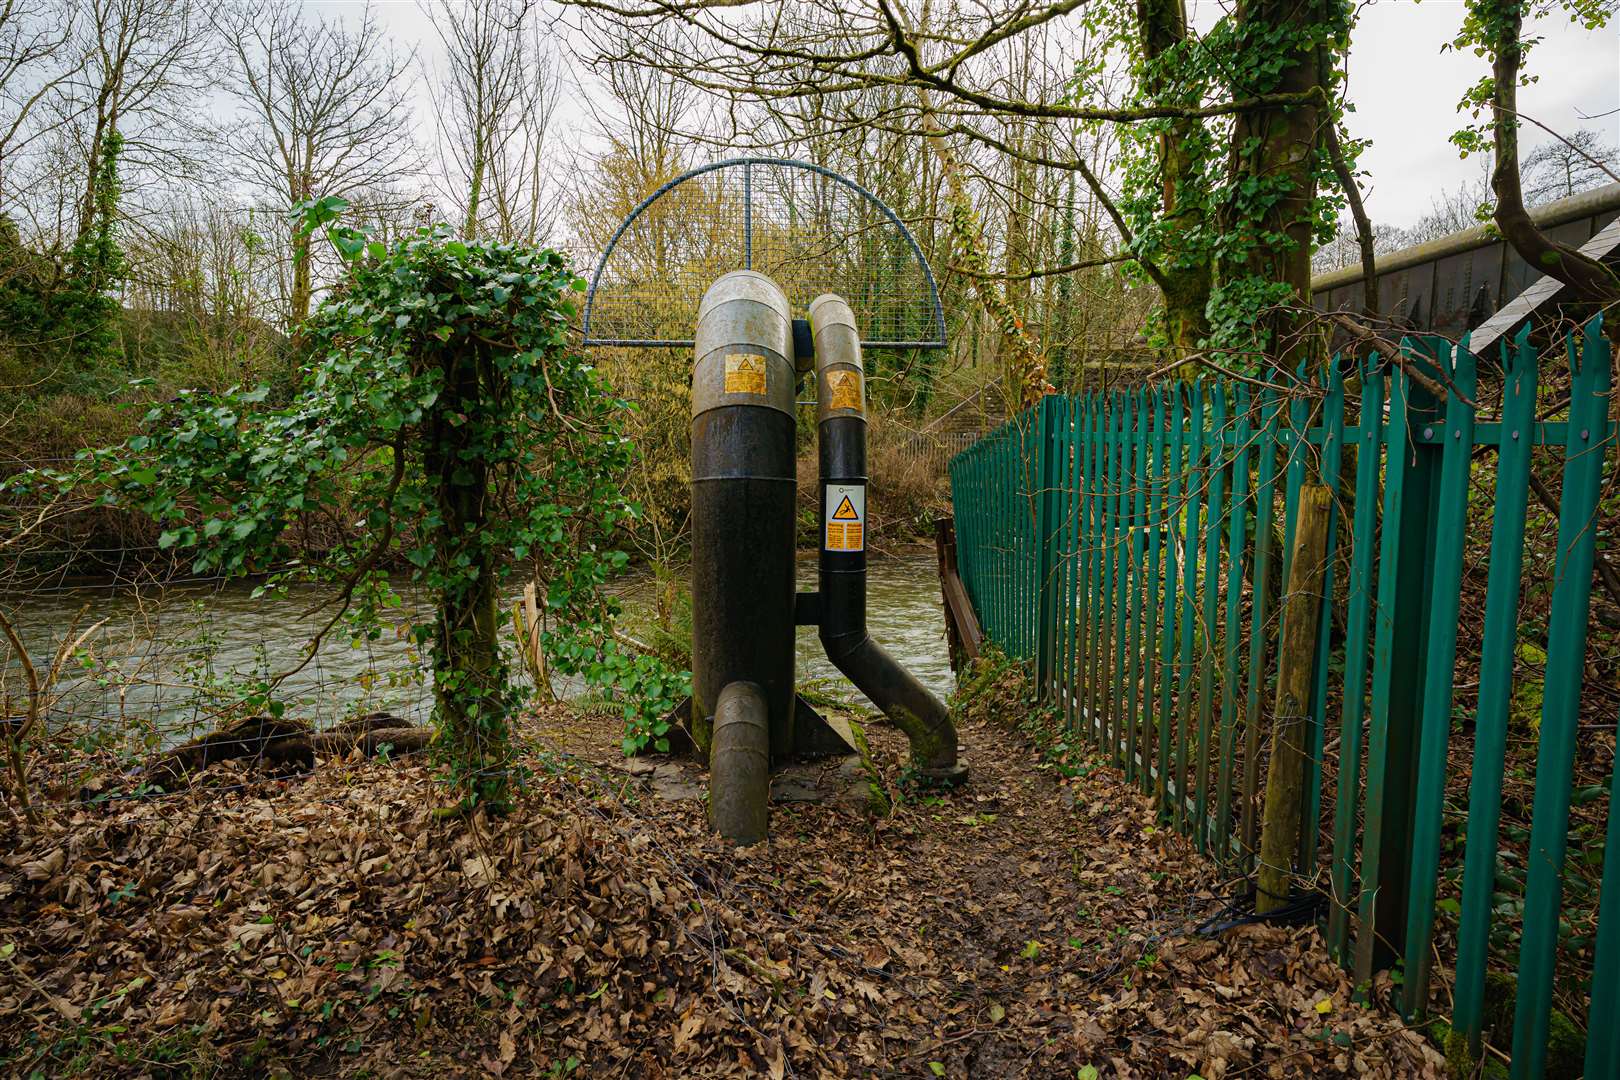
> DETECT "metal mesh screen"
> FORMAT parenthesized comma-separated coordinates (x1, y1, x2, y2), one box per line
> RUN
(583, 158, 946, 349)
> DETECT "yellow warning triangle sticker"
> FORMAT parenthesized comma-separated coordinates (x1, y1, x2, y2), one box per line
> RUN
(831, 495, 860, 521)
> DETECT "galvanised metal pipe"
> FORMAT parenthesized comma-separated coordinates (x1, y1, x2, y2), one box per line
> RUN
(709, 681, 769, 844)
(690, 271, 798, 794)
(808, 294, 966, 783)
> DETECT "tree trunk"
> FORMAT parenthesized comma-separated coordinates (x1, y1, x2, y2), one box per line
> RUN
(1136, 0, 1213, 356)
(428, 341, 510, 808)
(141, 713, 432, 791)
(1226, 0, 1340, 371)
(1484, 0, 1617, 303)
(1255, 483, 1332, 914)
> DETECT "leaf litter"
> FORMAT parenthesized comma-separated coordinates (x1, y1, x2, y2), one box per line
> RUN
(1, 702, 1443, 1077)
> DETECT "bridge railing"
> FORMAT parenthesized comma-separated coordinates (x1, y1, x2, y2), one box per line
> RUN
(948, 316, 1617, 1078)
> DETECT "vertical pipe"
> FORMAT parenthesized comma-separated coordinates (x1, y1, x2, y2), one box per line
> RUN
(810, 293, 965, 781)
(711, 681, 770, 845)
(690, 271, 798, 765)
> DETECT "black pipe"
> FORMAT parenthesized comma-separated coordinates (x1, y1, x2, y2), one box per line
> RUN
(710, 681, 769, 844)
(690, 271, 798, 788)
(808, 294, 966, 783)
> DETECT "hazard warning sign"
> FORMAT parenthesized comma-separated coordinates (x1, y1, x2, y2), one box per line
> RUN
(723, 352, 767, 395)
(827, 369, 863, 413)
(824, 483, 865, 552)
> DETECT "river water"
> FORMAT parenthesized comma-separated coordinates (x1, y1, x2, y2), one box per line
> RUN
(3, 553, 954, 745)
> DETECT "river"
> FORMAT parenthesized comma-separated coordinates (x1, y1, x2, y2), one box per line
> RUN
(2, 553, 955, 745)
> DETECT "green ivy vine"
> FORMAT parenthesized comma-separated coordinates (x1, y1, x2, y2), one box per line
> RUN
(10, 197, 688, 809)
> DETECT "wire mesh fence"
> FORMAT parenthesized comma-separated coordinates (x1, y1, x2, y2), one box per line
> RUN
(583, 157, 946, 349)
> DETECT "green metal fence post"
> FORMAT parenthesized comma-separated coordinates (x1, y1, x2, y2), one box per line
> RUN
(1111, 395, 1132, 767)
(1058, 397, 1080, 726)
(1216, 384, 1252, 864)
(1452, 326, 1537, 1054)
(1241, 387, 1282, 870)
(1126, 390, 1150, 782)
(1088, 396, 1101, 744)
(1195, 385, 1227, 852)
(1143, 388, 1167, 796)
(1327, 351, 1386, 961)
(1401, 340, 1479, 1018)
(1174, 382, 1205, 833)
(1077, 396, 1097, 739)
(1356, 340, 1443, 984)
(1036, 396, 1062, 695)
(1301, 357, 1346, 875)
(1100, 396, 1121, 754)
(1159, 386, 1185, 815)
(1511, 317, 1613, 1079)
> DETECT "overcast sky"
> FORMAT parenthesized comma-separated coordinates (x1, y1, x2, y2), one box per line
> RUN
(1331, 0, 1618, 226)
(355, 0, 1619, 231)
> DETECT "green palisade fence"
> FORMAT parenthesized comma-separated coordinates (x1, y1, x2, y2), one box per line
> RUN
(947, 318, 1617, 1078)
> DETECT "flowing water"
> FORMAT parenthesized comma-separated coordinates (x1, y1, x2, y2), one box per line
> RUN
(3, 553, 954, 745)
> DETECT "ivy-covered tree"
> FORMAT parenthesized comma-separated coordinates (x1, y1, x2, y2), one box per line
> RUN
(14, 198, 686, 810)
(1089, 0, 1354, 369)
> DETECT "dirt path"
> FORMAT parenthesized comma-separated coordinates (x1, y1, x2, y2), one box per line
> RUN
(539, 703, 1444, 1079)
(2, 702, 1444, 1078)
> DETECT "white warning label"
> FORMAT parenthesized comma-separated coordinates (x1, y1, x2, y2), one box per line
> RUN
(824, 483, 865, 552)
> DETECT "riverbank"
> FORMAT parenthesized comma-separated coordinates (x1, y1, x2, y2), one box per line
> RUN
(2, 687, 1441, 1077)
(5, 551, 955, 749)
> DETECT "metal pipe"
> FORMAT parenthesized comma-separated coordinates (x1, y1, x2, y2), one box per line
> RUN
(710, 681, 770, 844)
(808, 294, 966, 783)
(690, 271, 798, 772)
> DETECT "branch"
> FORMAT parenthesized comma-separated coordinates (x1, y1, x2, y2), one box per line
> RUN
(1322, 118, 1377, 318)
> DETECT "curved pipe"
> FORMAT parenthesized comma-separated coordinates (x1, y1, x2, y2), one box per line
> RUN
(710, 681, 770, 844)
(808, 294, 966, 783)
(690, 271, 798, 766)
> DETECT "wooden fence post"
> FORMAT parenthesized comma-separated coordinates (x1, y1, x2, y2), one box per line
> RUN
(1255, 483, 1332, 915)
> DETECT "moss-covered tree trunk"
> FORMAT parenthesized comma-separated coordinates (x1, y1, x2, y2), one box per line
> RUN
(428, 340, 510, 809)
(1224, 0, 1343, 371)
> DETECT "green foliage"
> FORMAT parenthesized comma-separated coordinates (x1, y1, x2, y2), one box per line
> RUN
(13, 195, 687, 806)
(1447, 0, 1613, 159)
(0, 128, 126, 396)
(1076, 0, 1355, 364)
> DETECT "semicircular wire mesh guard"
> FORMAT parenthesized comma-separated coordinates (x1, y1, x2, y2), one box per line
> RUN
(582, 157, 947, 350)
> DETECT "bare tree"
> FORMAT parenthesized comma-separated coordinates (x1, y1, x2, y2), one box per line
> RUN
(216, 0, 419, 324)
(1522, 128, 1620, 205)
(422, 0, 561, 244)
(66, 0, 212, 247)
(0, 0, 79, 197)
(1312, 220, 1411, 275)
